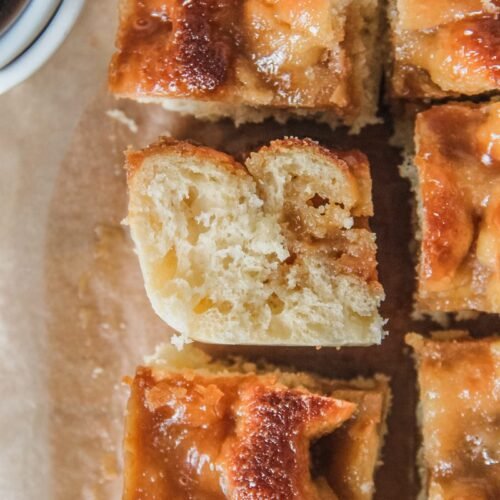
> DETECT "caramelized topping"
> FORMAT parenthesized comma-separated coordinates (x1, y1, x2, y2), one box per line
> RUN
(124, 370, 231, 499)
(223, 383, 354, 499)
(407, 18, 500, 96)
(110, 0, 239, 97)
(278, 148, 379, 284)
(325, 388, 387, 500)
(407, 334, 500, 499)
(397, 0, 496, 30)
(392, 1, 500, 97)
(242, 0, 347, 107)
(416, 101, 500, 312)
(124, 366, 389, 499)
(109, 0, 357, 111)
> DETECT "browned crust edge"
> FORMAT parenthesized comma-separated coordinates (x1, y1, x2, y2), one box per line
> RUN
(256, 137, 371, 180)
(125, 137, 248, 182)
(126, 136, 372, 185)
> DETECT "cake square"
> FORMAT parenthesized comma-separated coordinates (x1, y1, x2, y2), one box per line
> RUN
(108, 0, 383, 130)
(123, 345, 390, 499)
(126, 138, 385, 346)
(408, 100, 500, 313)
(407, 332, 500, 499)
(389, 0, 499, 98)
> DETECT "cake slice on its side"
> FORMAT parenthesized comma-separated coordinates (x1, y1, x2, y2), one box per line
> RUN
(388, 0, 499, 99)
(109, 0, 383, 131)
(123, 345, 391, 500)
(407, 332, 500, 499)
(401, 100, 500, 315)
(126, 138, 385, 346)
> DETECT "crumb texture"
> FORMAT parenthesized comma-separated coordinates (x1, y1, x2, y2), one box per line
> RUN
(127, 138, 385, 346)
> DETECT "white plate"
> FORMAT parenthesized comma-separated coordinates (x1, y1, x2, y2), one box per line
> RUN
(0, 0, 85, 94)
(0, 0, 32, 38)
(0, 0, 62, 69)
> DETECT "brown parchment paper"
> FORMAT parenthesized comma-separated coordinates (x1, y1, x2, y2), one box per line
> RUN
(42, 86, 417, 499)
(1, 1, 499, 499)
(0, 1, 121, 498)
(43, 92, 500, 499)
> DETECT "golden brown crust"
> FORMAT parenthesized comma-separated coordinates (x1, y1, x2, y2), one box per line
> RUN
(126, 136, 373, 201)
(391, 0, 500, 98)
(125, 137, 248, 182)
(396, 0, 497, 30)
(110, 0, 237, 98)
(415, 100, 500, 313)
(109, 0, 379, 123)
(326, 381, 390, 500)
(123, 356, 389, 499)
(258, 138, 371, 181)
(407, 333, 500, 499)
(124, 368, 355, 499)
(223, 383, 354, 499)
(419, 151, 473, 285)
(260, 138, 374, 219)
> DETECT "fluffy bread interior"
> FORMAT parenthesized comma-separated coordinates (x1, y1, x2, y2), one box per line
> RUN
(127, 138, 385, 347)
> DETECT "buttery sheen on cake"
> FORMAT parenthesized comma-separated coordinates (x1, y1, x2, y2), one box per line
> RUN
(124, 345, 390, 500)
(109, 0, 382, 131)
(407, 332, 500, 499)
(409, 100, 500, 313)
(389, 0, 499, 98)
